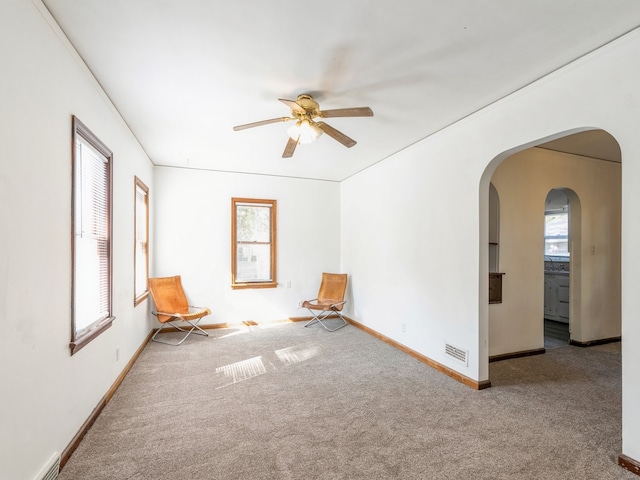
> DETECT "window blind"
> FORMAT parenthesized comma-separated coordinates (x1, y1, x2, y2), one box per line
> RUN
(72, 126, 112, 342)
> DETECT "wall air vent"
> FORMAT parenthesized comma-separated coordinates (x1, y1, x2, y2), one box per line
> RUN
(35, 454, 60, 480)
(445, 343, 468, 366)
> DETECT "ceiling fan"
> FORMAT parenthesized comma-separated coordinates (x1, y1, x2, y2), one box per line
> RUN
(233, 94, 373, 158)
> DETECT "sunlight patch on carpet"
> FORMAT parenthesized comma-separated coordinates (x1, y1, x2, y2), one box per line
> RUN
(216, 356, 266, 388)
(275, 345, 320, 365)
(217, 328, 250, 339)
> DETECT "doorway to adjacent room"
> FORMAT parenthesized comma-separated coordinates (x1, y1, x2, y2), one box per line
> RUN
(543, 188, 572, 348)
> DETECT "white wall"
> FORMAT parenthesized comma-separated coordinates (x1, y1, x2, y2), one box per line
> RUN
(342, 28, 640, 462)
(341, 128, 486, 380)
(152, 167, 341, 325)
(489, 148, 621, 356)
(0, 1, 154, 479)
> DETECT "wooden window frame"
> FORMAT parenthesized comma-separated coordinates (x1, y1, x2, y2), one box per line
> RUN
(70, 116, 114, 354)
(134, 176, 149, 306)
(231, 198, 277, 289)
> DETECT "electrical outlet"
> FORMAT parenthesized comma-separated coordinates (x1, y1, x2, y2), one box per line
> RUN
(297, 300, 303, 308)
(401, 323, 406, 333)
(116, 347, 120, 361)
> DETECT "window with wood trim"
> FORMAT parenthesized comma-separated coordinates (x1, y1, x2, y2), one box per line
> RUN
(544, 211, 569, 256)
(134, 176, 149, 305)
(231, 198, 277, 289)
(71, 116, 114, 354)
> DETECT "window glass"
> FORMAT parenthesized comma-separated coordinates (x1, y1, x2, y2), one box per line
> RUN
(544, 212, 569, 256)
(134, 177, 149, 304)
(232, 198, 277, 288)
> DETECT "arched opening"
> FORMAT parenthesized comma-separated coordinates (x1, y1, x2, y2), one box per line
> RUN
(482, 128, 621, 365)
(543, 188, 580, 348)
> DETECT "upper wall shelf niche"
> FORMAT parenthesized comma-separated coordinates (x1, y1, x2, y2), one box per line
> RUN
(489, 183, 504, 303)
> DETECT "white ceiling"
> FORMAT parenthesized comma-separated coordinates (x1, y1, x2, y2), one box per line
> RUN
(538, 130, 621, 163)
(42, 0, 640, 181)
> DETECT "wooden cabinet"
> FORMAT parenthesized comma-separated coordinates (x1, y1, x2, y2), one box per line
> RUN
(544, 273, 569, 323)
(489, 272, 504, 304)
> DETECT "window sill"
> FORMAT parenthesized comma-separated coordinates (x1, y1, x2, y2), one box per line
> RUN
(70, 316, 115, 355)
(134, 291, 150, 306)
(231, 281, 278, 290)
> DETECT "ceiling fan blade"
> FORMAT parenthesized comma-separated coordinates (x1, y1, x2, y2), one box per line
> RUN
(278, 98, 306, 114)
(316, 122, 357, 148)
(233, 117, 291, 131)
(320, 107, 373, 118)
(282, 136, 298, 158)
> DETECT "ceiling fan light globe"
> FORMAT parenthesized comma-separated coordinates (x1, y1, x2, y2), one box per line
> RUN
(286, 122, 300, 141)
(293, 120, 322, 144)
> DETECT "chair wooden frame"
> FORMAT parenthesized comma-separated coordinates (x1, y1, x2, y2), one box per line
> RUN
(148, 276, 211, 346)
(302, 273, 348, 332)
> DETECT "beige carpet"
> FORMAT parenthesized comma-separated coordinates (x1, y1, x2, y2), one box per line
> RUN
(58, 320, 635, 479)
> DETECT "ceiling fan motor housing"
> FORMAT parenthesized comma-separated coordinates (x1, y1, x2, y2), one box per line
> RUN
(295, 94, 320, 118)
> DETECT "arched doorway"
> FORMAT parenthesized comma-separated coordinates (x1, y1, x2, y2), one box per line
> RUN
(543, 188, 580, 348)
(484, 129, 621, 362)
